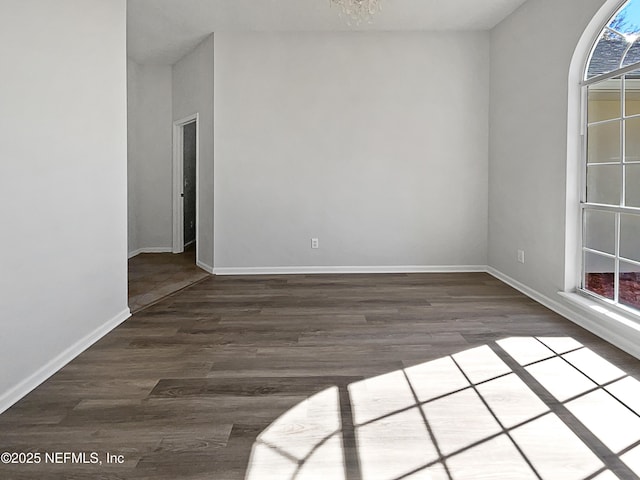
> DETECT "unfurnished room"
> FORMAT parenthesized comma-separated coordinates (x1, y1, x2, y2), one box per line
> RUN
(3, 0, 640, 479)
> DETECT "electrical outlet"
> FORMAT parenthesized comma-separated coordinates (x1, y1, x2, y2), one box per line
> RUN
(517, 249, 525, 264)
(311, 238, 319, 249)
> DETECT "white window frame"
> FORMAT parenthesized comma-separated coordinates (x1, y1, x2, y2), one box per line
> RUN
(580, 57, 640, 316)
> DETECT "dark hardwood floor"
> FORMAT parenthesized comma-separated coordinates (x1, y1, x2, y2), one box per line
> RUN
(128, 247, 209, 313)
(1, 273, 640, 479)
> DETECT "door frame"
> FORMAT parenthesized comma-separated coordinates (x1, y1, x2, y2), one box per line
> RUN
(172, 113, 199, 256)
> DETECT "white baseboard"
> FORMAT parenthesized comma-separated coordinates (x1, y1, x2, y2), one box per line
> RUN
(196, 259, 214, 274)
(0, 308, 131, 415)
(487, 267, 640, 360)
(128, 247, 173, 259)
(212, 265, 488, 276)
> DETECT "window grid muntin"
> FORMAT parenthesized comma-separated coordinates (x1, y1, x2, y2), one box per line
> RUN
(580, 1, 640, 315)
(581, 248, 640, 272)
(583, 59, 640, 86)
(586, 109, 640, 126)
(581, 65, 640, 312)
(585, 0, 640, 82)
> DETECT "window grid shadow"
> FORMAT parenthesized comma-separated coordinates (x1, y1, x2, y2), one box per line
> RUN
(491, 340, 640, 480)
(448, 354, 544, 480)
(400, 369, 454, 480)
(532, 337, 640, 422)
(247, 337, 640, 480)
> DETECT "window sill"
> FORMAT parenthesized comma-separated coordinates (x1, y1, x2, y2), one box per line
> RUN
(557, 291, 640, 334)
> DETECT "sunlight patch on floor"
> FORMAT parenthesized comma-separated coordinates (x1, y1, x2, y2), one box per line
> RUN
(258, 386, 341, 460)
(452, 345, 511, 384)
(422, 388, 501, 457)
(526, 357, 596, 402)
(566, 389, 640, 453)
(349, 370, 415, 425)
(404, 356, 470, 403)
(356, 407, 437, 480)
(245, 337, 640, 480)
(446, 434, 537, 480)
(296, 434, 345, 480)
(476, 374, 548, 429)
(510, 413, 604, 480)
(497, 337, 555, 366)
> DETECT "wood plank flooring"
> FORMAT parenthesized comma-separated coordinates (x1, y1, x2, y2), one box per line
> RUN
(1, 273, 640, 479)
(128, 248, 208, 313)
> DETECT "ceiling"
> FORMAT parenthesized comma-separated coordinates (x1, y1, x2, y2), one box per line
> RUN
(127, 0, 528, 64)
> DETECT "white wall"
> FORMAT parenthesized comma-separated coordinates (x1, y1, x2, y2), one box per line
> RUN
(0, 0, 129, 411)
(127, 59, 139, 254)
(489, 0, 640, 358)
(127, 62, 173, 254)
(214, 32, 489, 270)
(489, 0, 608, 298)
(173, 35, 215, 271)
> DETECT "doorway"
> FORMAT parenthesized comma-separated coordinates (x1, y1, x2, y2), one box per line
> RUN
(182, 121, 196, 250)
(172, 114, 199, 257)
(127, 113, 209, 313)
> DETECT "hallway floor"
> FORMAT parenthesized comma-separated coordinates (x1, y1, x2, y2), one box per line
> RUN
(128, 246, 209, 312)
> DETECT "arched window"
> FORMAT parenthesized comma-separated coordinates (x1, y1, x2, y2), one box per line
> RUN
(583, 0, 640, 312)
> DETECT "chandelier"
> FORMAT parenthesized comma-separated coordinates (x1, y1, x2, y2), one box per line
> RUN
(330, 0, 383, 25)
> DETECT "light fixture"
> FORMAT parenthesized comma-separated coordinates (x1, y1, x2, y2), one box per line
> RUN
(330, 0, 383, 25)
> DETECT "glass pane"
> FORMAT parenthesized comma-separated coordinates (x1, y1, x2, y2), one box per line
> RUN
(626, 117, 640, 161)
(609, 2, 640, 36)
(626, 164, 640, 206)
(588, 78, 621, 123)
(584, 251, 615, 299)
(585, 209, 616, 255)
(587, 164, 622, 205)
(626, 72, 640, 116)
(588, 29, 629, 79)
(619, 260, 640, 309)
(587, 121, 620, 163)
(620, 213, 640, 262)
(623, 40, 640, 67)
